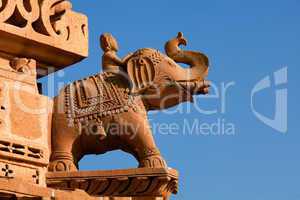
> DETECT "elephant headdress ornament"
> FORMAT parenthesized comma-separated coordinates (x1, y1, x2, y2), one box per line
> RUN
(49, 32, 210, 172)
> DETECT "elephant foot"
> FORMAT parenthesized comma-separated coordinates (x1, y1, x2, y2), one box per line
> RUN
(138, 148, 167, 168)
(48, 151, 78, 172)
(48, 159, 78, 172)
(139, 155, 167, 168)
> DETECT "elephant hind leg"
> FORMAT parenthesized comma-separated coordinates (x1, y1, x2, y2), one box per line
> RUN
(117, 111, 167, 168)
(138, 148, 167, 168)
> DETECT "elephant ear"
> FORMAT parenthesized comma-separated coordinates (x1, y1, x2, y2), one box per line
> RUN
(127, 56, 155, 94)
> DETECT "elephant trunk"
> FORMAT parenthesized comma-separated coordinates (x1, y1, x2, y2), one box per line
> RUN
(165, 32, 209, 81)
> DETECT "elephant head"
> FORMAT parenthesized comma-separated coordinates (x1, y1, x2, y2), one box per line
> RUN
(126, 32, 210, 110)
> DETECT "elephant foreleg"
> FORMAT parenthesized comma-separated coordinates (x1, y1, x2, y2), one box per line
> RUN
(48, 115, 80, 172)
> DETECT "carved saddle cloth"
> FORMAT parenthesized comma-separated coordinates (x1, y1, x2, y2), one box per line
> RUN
(64, 72, 135, 125)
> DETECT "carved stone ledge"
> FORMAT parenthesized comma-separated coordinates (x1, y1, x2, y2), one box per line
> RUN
(0, 0, 88, 77)
(46, 168, 178, 198)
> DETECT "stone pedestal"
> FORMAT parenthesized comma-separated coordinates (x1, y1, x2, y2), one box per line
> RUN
(47, 168, 178, 199)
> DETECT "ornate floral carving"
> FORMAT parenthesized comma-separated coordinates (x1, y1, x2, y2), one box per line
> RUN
(0, 0, 83, 40)
(0, 0, 88, 74)
(1, 164, 14, 178)
(32, 169, 40, 184)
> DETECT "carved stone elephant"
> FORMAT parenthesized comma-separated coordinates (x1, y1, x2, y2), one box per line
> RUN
(48, 32, 210, 172)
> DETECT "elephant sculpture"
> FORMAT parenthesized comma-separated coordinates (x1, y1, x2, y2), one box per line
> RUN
(48, 32, 210, 172)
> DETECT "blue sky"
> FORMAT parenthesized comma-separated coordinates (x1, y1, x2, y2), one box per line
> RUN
(40, 0, 299, 199)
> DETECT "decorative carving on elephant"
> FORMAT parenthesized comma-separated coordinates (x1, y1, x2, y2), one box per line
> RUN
(48, 32, 210, 172)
